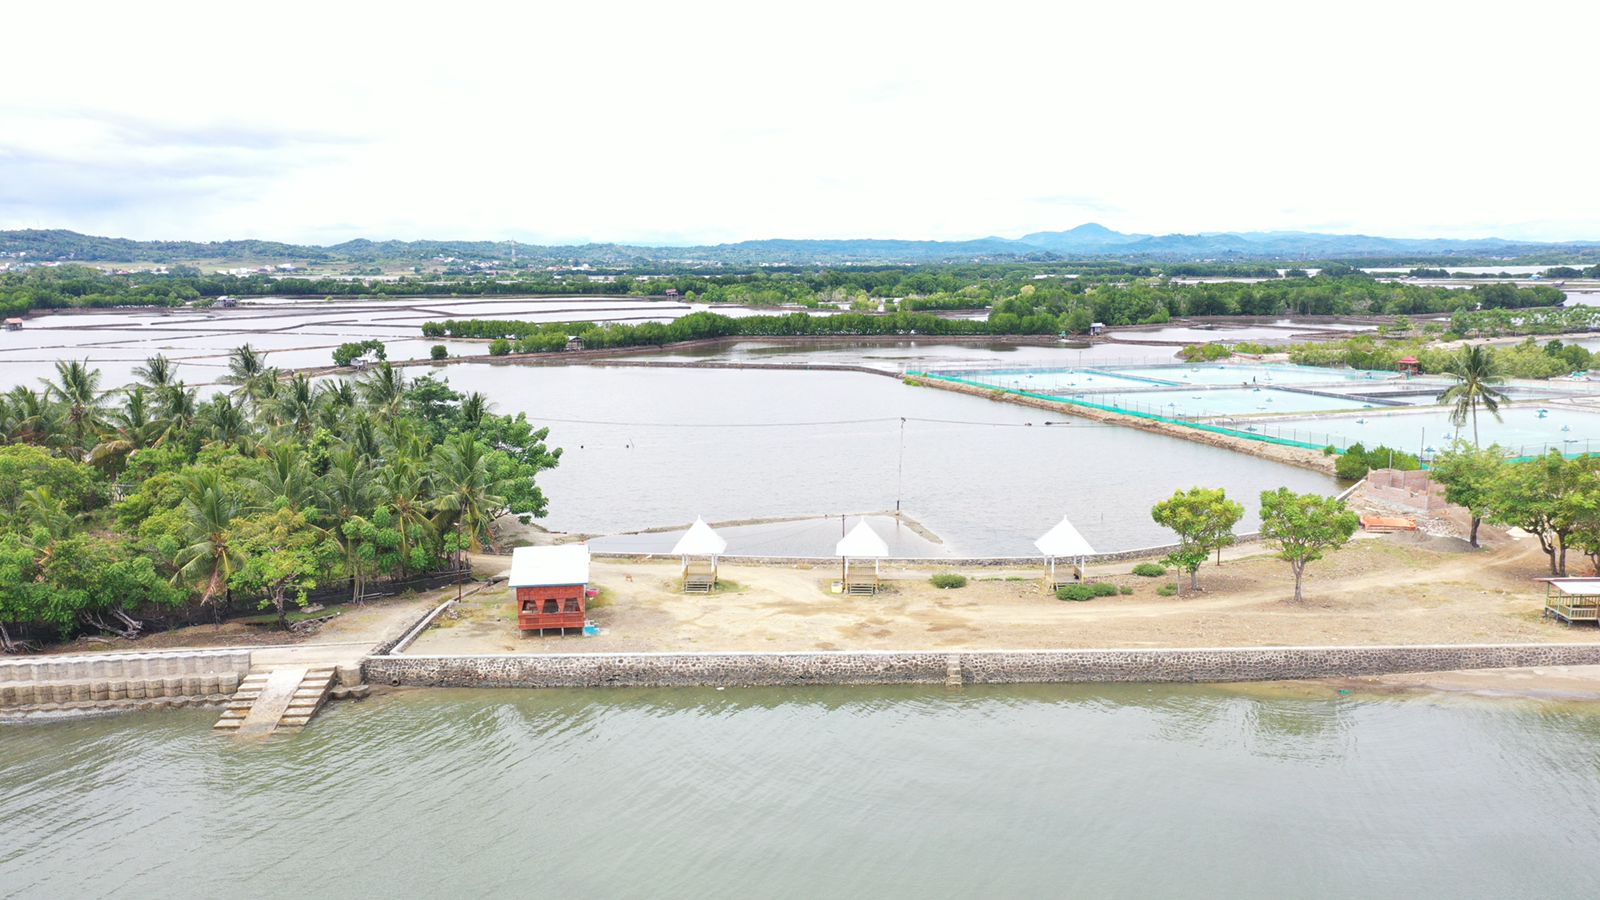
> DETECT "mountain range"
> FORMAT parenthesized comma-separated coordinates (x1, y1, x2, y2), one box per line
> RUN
(3, 225, 1597, 266)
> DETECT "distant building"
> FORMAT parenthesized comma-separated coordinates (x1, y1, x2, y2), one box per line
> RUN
(1089, 322, 1106, 336)
(565, 336, 585, 352)
(664, 288, 680, 297)
(217, 295, 239, 308)
(4, 318, 23, 331)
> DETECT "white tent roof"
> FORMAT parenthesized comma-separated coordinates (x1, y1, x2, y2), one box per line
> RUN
(1034, 516, 1096, 558)
(508, 544, 591, 587)
(672, 517, 728, 556)
(836, 521, 889, 558)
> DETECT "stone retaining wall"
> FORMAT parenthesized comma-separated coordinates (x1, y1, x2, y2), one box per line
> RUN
(365, 643, 1600, 689)
(0, 648, 251, 684)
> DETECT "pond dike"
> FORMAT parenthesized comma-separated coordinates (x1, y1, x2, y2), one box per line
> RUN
(365, 643, 1600, 690)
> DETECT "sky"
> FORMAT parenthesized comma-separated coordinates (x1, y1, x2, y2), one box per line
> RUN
(4, 0, 1598, 246)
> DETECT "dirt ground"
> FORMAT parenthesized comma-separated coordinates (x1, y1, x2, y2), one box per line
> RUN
(411, 530, 1600, 654)
(45, 589, 446, 656)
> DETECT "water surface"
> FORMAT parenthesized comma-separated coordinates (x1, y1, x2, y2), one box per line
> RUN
(4, 685, 1600, 898)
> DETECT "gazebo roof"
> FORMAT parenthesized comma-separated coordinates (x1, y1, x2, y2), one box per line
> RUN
(1397, 356, 1419, 364)
(672, 517, 728, 556)
(1034, 516, 1096, 558)
(836, 521, 889, 558)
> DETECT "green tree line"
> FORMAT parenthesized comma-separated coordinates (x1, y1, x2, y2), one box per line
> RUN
(0, 352, 560, 650)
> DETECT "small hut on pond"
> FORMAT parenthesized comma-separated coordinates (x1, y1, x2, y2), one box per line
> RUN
(510, 544, 591, 634)
(836, 521, 889, 595)
(673, 517, 727, 593)
(1397, 356, 1421, 376)
(1035, 515, 1095, 592)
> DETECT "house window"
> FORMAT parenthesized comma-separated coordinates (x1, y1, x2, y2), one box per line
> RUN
(563, 598, 581, 614)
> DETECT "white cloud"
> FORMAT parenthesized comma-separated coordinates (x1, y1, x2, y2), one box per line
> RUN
(3, 0, 1597, 244)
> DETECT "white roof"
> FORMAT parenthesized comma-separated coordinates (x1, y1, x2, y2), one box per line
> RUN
(1034, 516, 1096, 558)
(1543, 578, 1600, 596)
(508, 544, 590, 587)
(672, 517, 728, 556)
(836, 521, 889, 558)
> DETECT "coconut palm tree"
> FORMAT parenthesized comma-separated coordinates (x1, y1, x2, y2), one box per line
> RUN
(156, 384, 199, 443)
(269, 373, 320, 437)
(429, 433, 509, 565)
(459, 391, 492, 431)
(42, 360, 110, 457)
(132, 354, 178, 390)
(246, 443, 317, 512)
(359, 362, 407, 420)
(87, 387, 168, 471)
(323, 448, 380, 602)
(1, 386, 63, 447)
(220, 344, 279, 411)
(172, 470, 244, 606)
(1439, 344, 1510, 446)
(197, 394, 251, 447)
(376, 456, 437, 575)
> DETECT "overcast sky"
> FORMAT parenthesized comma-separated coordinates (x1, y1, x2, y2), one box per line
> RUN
(4, 0, 1597, 246)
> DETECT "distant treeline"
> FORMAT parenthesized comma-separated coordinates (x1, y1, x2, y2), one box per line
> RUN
(0, 263, 1568, 322)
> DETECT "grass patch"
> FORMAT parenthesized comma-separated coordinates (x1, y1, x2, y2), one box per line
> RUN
(1157, 584, 1178, 597)
(930, 573, 968, 589)
(712, 579, 747, 594)
(1132, 562, 1167, 578)
(587, 586, 615, 610)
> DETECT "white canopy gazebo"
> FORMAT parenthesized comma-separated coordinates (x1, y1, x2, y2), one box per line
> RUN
(1035, 515, 1096, 591)
(672, 517, 728, 593)
(836, 520, 890, 595)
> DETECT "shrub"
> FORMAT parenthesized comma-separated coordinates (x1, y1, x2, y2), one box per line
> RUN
(1131, 562, 1166, 577)
(488, 338, 511, 356)
(1156, 584, 1178, 597)
(1056, 582, 1119, 602)
(929, 573, 967, 589)
(1119, 585, 1133, 595)
(430, 345, 448, 360)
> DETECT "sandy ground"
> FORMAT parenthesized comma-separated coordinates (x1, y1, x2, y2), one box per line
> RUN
(410, 530, 1600, 655)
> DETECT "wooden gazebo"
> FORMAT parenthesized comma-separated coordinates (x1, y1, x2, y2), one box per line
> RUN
(1397, 356, 1421, 377)
(836, 521, 889, 595)
(1035, 515, 1096, 593)
(510, 544, 591, 634)
(1539, 578, 1600, 625)
(672, 517, 727, 593)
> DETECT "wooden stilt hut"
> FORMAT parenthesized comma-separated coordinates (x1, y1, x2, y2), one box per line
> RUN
(836, 520, 889, 595)
(1035, 515, 1095, 593)
(673, 517, 727, 593)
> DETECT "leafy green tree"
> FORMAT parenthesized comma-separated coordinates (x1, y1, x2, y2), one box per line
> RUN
(1428, 442, 1507, 547)
(1259, 488, 1360, 602)
(227, 508, 341, 629)
(1485, 451, 1592, 575)
(1151, 487, 1245, 591)
(1438, 344, 1510, 446)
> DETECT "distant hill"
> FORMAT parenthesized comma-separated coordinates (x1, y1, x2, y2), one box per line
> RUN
(3, 225, 1597, 266)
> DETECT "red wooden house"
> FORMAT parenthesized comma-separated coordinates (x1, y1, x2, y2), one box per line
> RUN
(510, 545, 591, 634)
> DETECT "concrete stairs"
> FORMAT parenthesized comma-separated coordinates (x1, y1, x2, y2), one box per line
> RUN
(214, 665, 336, 735)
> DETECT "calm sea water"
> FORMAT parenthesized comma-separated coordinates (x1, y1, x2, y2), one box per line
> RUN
(4, 685, 1600, 898)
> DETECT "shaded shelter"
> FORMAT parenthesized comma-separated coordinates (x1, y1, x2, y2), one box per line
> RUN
(836, 521, 889, 595)
(1035, 515, 1095, 592)
(672, 517, 728, 593)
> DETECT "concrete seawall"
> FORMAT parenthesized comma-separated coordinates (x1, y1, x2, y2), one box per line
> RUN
(365, 643, 1600, 690)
